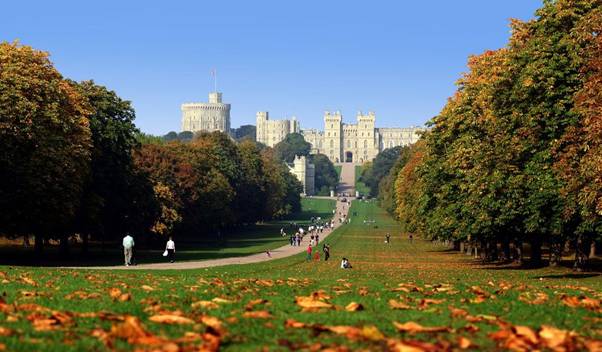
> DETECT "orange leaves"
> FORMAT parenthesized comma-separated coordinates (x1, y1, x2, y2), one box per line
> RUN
(284, 319, 384, 342)
(345, 302, 364, 311)
(560, 294, 601, 311)
(393, 321, 451, 334)
(389, 299, 411, 310)
(242, 310, 272, 319)
(148, 314, 195, 325)
(108, 288, 130, 302)
(191, 300, 219, 310)
(28, 311, 73, 331)
(295, 291, 334, 311)
(245, 298, 268, 311)
(488, 324, 597, 352)
(518, 292, 548, 305)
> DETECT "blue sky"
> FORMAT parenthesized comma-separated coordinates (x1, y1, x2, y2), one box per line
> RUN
(2, 0, 542, 135)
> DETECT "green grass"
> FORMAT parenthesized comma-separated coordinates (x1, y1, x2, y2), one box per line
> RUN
(0, 201, 600, 351)
(0, 198, 335, 267)
(354, 165, 370, 195)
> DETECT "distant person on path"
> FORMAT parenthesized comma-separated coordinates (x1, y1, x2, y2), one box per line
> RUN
(165, 236, 176, 263)
(266, 250, 272, 258)
(323, 243, 330, 261)
(385, 233, 390, 244)
(306, 245, 312, 261)
(340, 257, 352, 269)
(409, 234, 414, 243)
(314, 250, 320, 261)
(122, 233, 134, 266)
(316, 234, 319, 243)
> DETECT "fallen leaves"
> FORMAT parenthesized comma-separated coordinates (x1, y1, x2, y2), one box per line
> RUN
(295, 291, 334, 311)
(345, 302, 364, 311)
(488, 324, 601, 352)
(560, 294, 601, 311)
(148, 314, 195, 325)
(242, 310, 272, 319)
(389, 299, 411, 310)
(393, 321, 451, 334)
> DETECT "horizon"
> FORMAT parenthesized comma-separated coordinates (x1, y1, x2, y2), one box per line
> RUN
(2, 0, 542, 135)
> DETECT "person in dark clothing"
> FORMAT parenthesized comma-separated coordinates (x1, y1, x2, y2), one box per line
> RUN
(323, 243, 330, 261)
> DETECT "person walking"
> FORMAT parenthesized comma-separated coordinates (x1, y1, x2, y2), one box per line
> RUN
(323, 243, 330, 261)
(122, 233, 134, 266)
(306, 245, 312, 261)
(385, 233, 390, 244)
(165, 236, 176, 263)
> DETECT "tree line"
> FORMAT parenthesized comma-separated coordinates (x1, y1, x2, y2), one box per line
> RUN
(0, 42, 302, 254)
(390, 0, 601, 269)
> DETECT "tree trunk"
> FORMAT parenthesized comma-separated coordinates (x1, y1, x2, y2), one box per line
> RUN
(459, 241, 465, 253)
(23, 234, 30, 247)
(35, 234, 44, 255)
(60, 234, 70, 257)
(549, 240, 563, 267)
(573, 234, 590, 271)
(529, 236, 543, 267)
(502, 240, 511, 262)
(590, 242, 596, 259)
(82, 233, 89, 255)
(514, 240, 523, 265)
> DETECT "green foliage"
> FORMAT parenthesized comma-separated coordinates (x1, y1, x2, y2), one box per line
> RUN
(394, 0, 602, 268)
(309, 154, 338, 196)
(0, 42, 92, 248)
(273, 133, 311, 163)
(232, 124, 256, 142)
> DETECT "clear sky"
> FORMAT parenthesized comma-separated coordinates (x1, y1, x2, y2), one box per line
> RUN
(2, 0, 542, 135)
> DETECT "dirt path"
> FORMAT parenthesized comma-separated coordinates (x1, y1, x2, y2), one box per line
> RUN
(71, 164, 356, 270)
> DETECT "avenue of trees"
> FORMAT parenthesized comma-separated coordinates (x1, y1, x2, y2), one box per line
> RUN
(0, 41, 302, 253)
(392, 0, 601, 269)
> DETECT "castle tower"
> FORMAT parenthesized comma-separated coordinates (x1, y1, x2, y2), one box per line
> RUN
(181, 91, 231, 134)
(356, 111, 377, 162)
(323, 111, 343, 163)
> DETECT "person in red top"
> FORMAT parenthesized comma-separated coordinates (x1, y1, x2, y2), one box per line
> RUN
(306, 245, 312, 261)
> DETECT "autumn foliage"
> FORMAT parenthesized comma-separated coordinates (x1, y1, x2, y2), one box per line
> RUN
(0, 41, 302, 252)
(394, 0, 602, 268)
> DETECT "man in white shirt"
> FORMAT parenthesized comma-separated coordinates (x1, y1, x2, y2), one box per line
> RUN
(122, 234, 134, 266)
(165, 236, 175, 263)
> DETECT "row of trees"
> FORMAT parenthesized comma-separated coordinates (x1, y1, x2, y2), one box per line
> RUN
(392, 0, 601, 269)
(0, 41, 302, 254)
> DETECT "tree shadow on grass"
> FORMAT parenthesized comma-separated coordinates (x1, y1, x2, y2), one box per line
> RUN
(533, 273, 600, 279)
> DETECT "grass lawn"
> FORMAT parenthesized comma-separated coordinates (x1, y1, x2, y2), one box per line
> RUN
(0, 201, 600, 351)
(0, 198, 335, 267)
(354, 165, 371, 196)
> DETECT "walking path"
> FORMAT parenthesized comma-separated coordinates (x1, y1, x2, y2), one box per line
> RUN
(72, 163, 357, 270)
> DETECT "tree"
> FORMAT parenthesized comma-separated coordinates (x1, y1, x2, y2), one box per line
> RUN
(233, 125, 256, 141)
(273, 133, 311, 163)
(72, 80, 156, 252)
(361, 146, 412, 197)
(0, 42, 92, 253)
(310, 154, 338, 195)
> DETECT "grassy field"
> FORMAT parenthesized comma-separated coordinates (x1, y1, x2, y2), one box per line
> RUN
(0, 198, 335, 267)
(354, 165, 371, 196)
(0, 201, 600, 351)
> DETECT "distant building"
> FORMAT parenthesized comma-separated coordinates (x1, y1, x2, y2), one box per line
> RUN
(255, 112, 300, 147)
(288, 155, 315, 196)
(181, 92, 231, 134)
(301, 111, 423, 164)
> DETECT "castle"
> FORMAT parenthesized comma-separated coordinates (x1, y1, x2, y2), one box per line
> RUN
(287, 155, 315, 196)
(181, 92, 231, 134)
(258, 110, 423, 164)
(256, 112, 300, 147)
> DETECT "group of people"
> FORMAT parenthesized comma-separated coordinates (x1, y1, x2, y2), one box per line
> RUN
(306, 242, 332, 262)
(122, 234, 175, 266)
